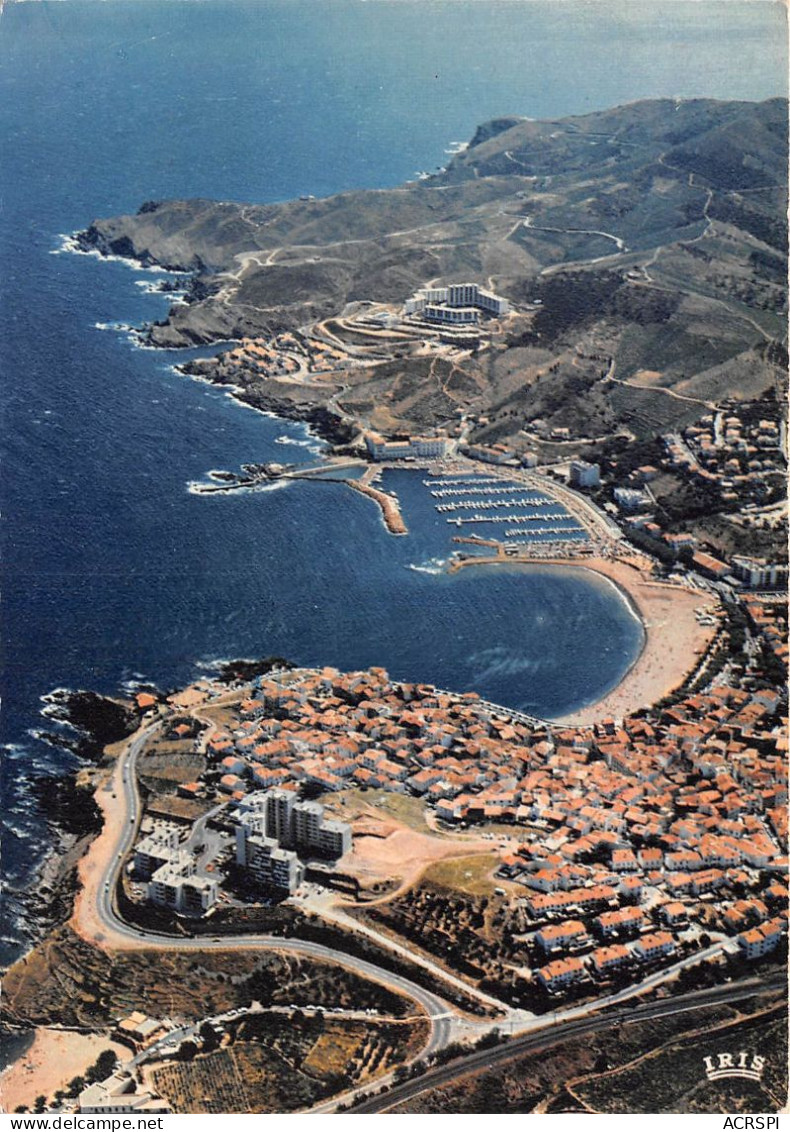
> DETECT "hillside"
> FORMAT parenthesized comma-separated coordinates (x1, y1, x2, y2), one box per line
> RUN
(77, 98, 788, 445)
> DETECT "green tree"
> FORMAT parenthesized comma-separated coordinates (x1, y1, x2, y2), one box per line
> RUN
(199, 1022, 219, 1052)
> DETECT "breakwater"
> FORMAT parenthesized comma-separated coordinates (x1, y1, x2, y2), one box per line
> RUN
(348, 480, 408, 535)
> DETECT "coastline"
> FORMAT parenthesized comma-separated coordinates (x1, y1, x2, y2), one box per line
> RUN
(0, 1029, 127, 1114)
(66, 231, 355, 450)
(177, 361, 356, 450)
(58, 240, 718, 725)
(448, 553, 720, 725)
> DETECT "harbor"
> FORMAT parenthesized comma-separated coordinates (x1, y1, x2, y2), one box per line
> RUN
(187, 459, 600, 551)
(423, 473, 592, 550)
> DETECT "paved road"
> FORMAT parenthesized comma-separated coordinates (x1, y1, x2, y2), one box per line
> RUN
(348, 972, 786, 1113)
(94, 714, 777, 1110)
(94, 719, 467, 1057)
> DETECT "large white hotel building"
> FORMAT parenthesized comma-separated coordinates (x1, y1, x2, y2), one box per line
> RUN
(404, 282, 510, 325)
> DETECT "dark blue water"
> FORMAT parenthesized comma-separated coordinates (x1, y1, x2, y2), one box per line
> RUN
(1, 0, 786, 961)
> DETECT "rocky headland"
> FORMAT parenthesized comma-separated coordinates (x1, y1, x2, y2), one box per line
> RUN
(77, 97, 787, 449)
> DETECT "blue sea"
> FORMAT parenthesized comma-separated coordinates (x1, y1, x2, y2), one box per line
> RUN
(0, 0, 786, 965)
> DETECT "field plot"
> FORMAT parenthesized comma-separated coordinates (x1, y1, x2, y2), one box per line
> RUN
(301, 1020, 401, 1079)
(302, 1027, 364, 1079)
(337, 788, 434, 834)
(150, 1043, 321, 1113)
(149, 1016, 427, 1113)
(421, 854, 499, 897)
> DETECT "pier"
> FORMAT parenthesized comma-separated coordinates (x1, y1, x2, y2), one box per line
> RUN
(423, 477, 502, 487)
(426, 468, 598, 548)
(504, 528, 587, 539)
(430, 484, 535, 498)
(436, 497, 549, 512)
(448, 512, 570, 525)
(348, 465, 408, 535)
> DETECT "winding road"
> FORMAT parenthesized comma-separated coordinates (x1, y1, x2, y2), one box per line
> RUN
(82, 710, 773, 1113)
(91, 717, 466, 1056)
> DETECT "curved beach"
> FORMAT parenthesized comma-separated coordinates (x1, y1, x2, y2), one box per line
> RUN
(448, 553, 720, 724)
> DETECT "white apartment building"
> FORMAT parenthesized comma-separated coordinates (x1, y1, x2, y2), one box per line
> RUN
(404, 282, 509, 321)
(738, 918, 785, 960)
(133, 828, 180, 879)
(570, 460, 601, 488)
(316, 818, 352, 858)
(535, 920, 588, 953)
(631, 932, 676, 962)
(537, 956, 585, 990)
(148, 850, 202, 912)
(731, 556, 789, 590)
(236, 822, 304, 893)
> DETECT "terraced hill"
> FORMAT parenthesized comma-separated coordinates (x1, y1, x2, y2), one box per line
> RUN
(78, 98, 788, 445)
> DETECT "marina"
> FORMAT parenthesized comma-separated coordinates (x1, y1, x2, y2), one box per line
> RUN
(505, 529, 589, 541)
(427, 473, 591, 548)
(436, 497, 552, 511)
(423, 477, 503, 487)
(430, 484, 538, 497)
(448, 513, 572, 525)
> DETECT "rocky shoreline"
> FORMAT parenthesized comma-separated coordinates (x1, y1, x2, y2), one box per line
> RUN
(73, 98, 788, 454)
(3, 693, 140, 972)
(75, 227, 360, 449)
(178, 358, 357, 448)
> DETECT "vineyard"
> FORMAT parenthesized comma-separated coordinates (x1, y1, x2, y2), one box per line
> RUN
(148, 1013, 428, 1113)
(150, 1043, 321, 1113)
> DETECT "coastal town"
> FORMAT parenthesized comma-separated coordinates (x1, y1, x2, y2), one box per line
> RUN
(183, 275, 787, 597)
(3, 277, 787, 1116)
(1, 253, 786, 1117)
(125, 633, 787, 978)
(3, 70, 788, 1115)
(17, 568, 781, 1116)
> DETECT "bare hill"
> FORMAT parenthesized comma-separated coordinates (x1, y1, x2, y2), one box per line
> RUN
(77, 98, 788, 444)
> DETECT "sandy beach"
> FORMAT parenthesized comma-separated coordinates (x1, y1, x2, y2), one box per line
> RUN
(449, 553, 719, 725)
(0, 1029, 126, 1113)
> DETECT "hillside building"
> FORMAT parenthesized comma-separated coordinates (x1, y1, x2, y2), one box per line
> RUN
(234, 788, 352, 892)
(365, 433, 450, 461)
(731, 556, 789, 590)
(147, 849, 218, 916)
(570, 460, 601, 488)
(235, 816, 304, 893)
(404, 282, 509, 324)
(133, 828, 180, 879)
(79, 1073, 171, 1115)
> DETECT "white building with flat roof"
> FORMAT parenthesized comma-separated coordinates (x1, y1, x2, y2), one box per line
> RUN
(404, 282, 509, 322)
(365, 433, 450, 461)
(570, 460, 601, 488)
(79, 1073, 171, 1114)
(133, 828, 180, 879)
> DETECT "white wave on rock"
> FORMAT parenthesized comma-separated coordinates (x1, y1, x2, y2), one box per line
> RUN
(52, 233, 191, 276)
(187, 478, 291, 497)
(406, 556, 448, 576)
